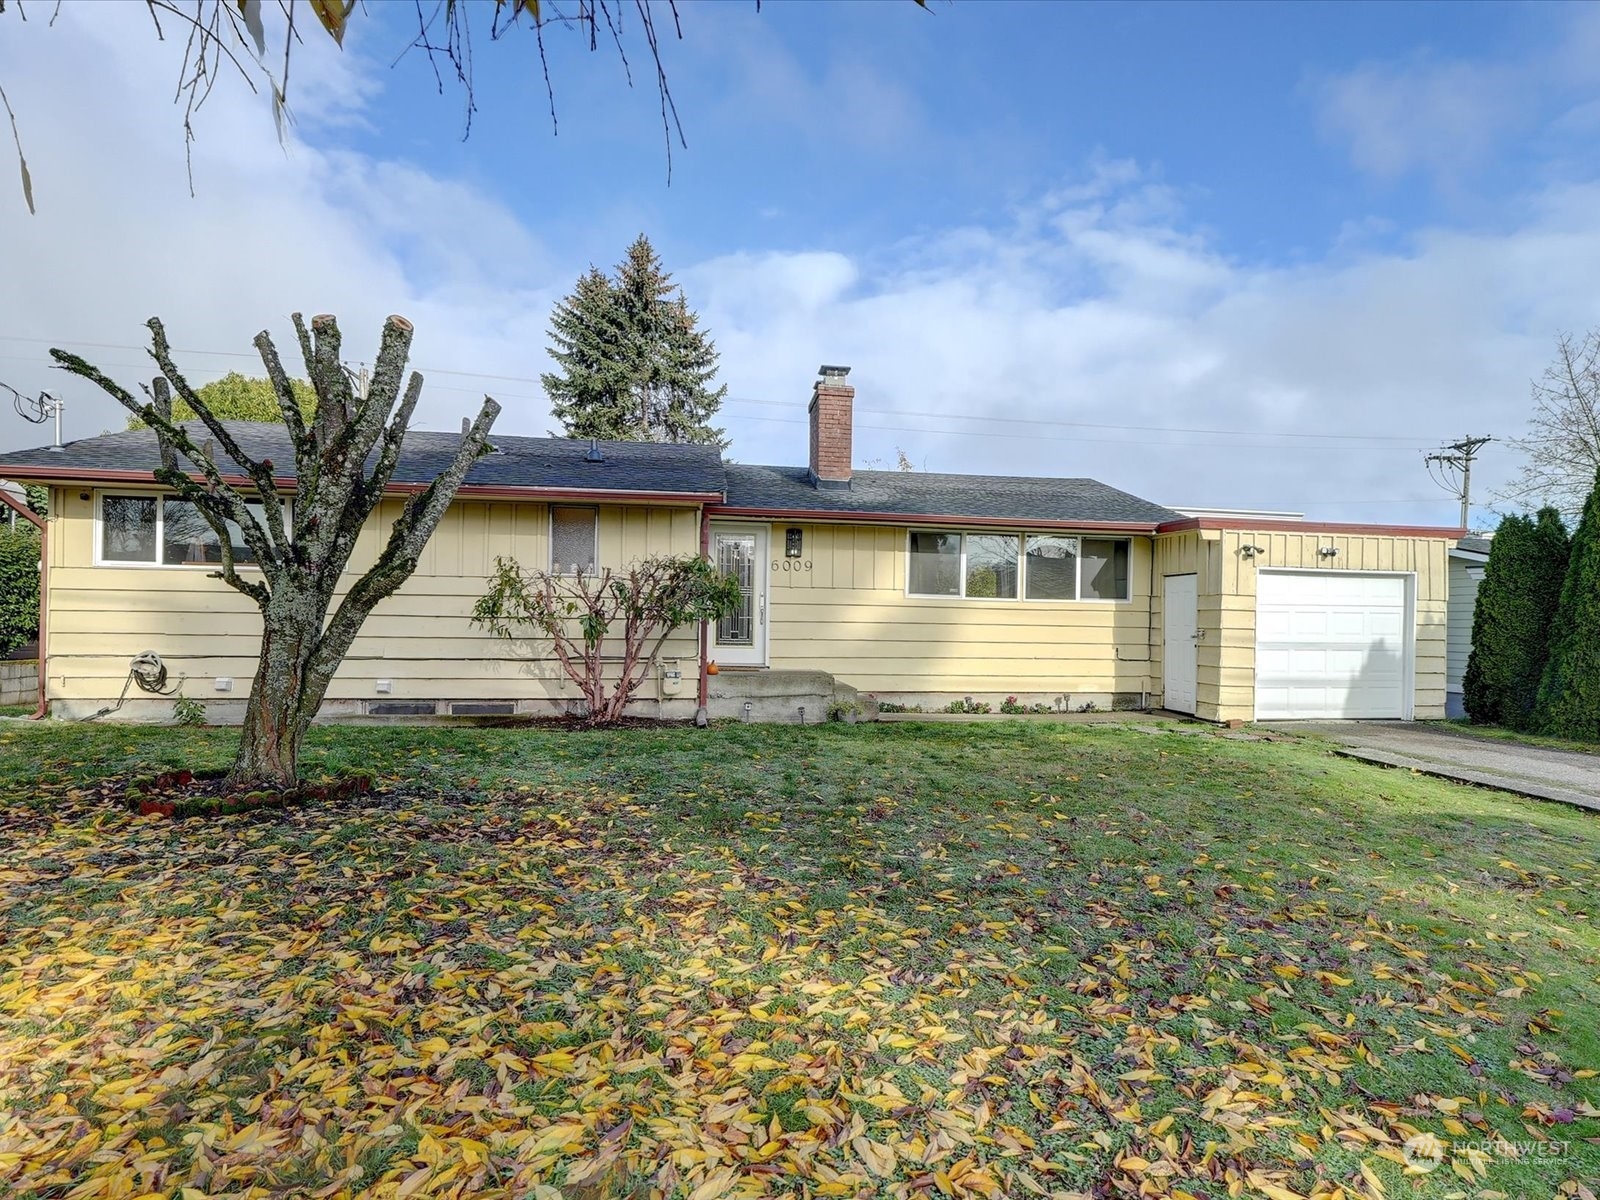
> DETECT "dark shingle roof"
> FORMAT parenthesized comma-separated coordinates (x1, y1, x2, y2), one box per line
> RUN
(722, 464, 1181, 527)
(1456, 536, 1493, 556)
(0, 423, 726, 496)
(0, 422, 1181, 524)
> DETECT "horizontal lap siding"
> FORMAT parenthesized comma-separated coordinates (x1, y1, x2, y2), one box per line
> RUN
(764, 523, 1155, 696)
(1446, 558, 1479, 693)
(1166, 529, 1453, 722)
(43, 491, 700, 706)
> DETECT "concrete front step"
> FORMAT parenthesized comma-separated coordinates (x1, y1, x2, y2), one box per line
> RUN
(706, 668, 857, 724)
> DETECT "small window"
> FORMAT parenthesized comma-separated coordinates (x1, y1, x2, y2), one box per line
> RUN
(1080, 538, 1130, 601)
(965, 534, 1019, 599)
(1025, 534, 1078, 600)
(907, 530, 961, 596)
(101, 495, 157, 562)
(551, 506, 597, 575)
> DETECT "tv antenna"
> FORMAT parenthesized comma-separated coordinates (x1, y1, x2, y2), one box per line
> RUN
(1425, 435, 1492, 529)
(4, 381, 66, 451)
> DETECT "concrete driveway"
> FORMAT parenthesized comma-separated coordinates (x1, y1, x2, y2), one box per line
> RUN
(1260, 721, 1600, 813)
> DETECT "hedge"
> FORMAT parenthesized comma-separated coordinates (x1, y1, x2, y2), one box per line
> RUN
(0, 525, 42, 657)
(1462, 508, 1569, 729)
(1534, 471, 1600, 741)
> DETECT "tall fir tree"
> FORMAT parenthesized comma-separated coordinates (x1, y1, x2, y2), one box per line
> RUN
(1462, 508, 1569, 728)
(1533, 469, 1600, 740)
(543, 235, 729, 449)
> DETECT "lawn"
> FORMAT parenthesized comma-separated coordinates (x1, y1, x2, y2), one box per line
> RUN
(1, 719, 1596, 1200)
(1437, 720, 1600, 757)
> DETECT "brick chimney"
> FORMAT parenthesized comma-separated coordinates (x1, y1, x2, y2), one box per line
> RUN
(808, 364, 854, 488)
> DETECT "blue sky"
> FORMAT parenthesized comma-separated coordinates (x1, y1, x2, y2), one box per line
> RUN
(3, 1, 1599, 525)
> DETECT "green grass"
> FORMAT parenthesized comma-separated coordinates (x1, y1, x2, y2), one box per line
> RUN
(1438, 718, 1600, 755)
(1, 719, 1596, 1199)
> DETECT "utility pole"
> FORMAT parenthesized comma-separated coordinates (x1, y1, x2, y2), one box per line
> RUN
(1425, 436, 1493, 529)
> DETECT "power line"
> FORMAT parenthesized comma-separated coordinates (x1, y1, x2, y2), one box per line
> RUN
(1, 333, 1450, 446)
(730, 410, 1435, 453)
(723, 394, 1437, 443)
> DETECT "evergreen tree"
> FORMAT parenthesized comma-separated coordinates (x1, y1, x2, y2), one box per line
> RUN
(1533, 470, 1600, 740)
(1462, 508, 1569, 728)
(543, 235, 728, 449)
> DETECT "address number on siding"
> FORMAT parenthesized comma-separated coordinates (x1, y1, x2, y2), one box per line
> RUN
(771, 560, 813, 572)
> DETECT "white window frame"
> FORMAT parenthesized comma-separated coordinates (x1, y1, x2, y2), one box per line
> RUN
(92, 490, 284, 570)
(549, 505, 599, 576)
(1055, 535, 1133, 605)
(904, 528, 1134, 604)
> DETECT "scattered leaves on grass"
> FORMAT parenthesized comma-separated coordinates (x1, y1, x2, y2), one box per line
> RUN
(0, 721, 1596, 1197)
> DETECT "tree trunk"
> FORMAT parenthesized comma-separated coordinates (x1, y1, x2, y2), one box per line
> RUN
(227, 588, 332, 791)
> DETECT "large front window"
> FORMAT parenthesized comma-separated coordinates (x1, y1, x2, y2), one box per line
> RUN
(98, 494, 277, 566)
(908, 530, 1131, 601)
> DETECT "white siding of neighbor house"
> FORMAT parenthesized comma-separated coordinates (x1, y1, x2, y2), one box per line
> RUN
(1447, 555, 1483, 694)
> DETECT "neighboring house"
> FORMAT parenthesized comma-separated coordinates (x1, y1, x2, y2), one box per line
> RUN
(0, 365, 1464, 724)
(1446, 536, 1492, 719)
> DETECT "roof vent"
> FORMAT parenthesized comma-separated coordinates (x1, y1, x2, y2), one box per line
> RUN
(584, 438, 606, 463)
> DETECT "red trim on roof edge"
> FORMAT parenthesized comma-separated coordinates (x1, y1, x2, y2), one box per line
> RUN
(707, 505, 1159, 532)
(1156, 516, 1466, 538)
(0, 466, 720, 504)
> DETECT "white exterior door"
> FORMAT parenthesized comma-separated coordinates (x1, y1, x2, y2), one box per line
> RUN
(1163, 573, 1198, 715)
(1254, 571, 1410, 720)
(710, 525, 768, 667)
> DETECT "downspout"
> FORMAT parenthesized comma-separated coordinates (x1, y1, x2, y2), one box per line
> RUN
(696, 505, 710, 726)
(0, 486, 47, 718)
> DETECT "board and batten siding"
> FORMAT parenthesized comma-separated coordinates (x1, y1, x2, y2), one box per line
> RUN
(42, 488, 701, 719)
(760, 522, 1157, 702)
(1153, 527, 1452, 722)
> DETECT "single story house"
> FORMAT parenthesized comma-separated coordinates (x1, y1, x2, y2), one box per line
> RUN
(0, 366, 1463, 724)
(1445, 536, 1491, 718)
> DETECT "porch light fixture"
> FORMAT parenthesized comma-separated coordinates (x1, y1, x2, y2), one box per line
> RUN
(1239, 544, 1267, 560)
(786, 527, 803, 557)
(1318, 545, 1339, 558)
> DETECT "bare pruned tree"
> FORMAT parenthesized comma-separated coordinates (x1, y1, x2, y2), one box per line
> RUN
(1497, 330, 1600, 521)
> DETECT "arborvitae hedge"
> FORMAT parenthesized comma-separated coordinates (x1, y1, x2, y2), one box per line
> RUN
(1534, 472, 1600, 741)
(0, 525, 42, 656)
(1462, 507, 1569, 729)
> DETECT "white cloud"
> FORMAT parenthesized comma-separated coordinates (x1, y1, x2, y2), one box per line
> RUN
(1307, 10, 1600, 187)
(1310, 58, 1525, 183)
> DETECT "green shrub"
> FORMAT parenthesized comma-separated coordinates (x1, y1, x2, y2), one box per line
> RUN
(173, 695, 207, 726)
(1462, 508, 1569, 729)
(0, 525, 41, 656)
(1533, 474, 1600, 741)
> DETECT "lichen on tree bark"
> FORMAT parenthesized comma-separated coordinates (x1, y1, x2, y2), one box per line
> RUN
(53, 314, 500, 790)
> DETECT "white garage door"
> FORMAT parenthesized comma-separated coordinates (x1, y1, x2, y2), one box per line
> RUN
(1255, 572, 1410, 720)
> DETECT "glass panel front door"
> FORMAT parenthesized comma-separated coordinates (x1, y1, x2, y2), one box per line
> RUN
(711, 526, 765, 665)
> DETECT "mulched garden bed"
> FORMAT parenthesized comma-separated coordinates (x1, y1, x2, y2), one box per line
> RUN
(121, 768, 374, 819)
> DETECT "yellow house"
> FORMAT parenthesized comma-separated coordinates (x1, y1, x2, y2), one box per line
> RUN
(0, 367, 1462, 725)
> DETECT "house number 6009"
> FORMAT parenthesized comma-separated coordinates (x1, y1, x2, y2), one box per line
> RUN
(771, 560, 813, 572)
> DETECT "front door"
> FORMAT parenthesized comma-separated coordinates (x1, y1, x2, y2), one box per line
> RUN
(1163, 573, 1198, 715)
(710, 524, 767, 666)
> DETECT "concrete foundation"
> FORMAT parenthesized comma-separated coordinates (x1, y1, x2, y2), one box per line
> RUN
(706, 669, 859, 724)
